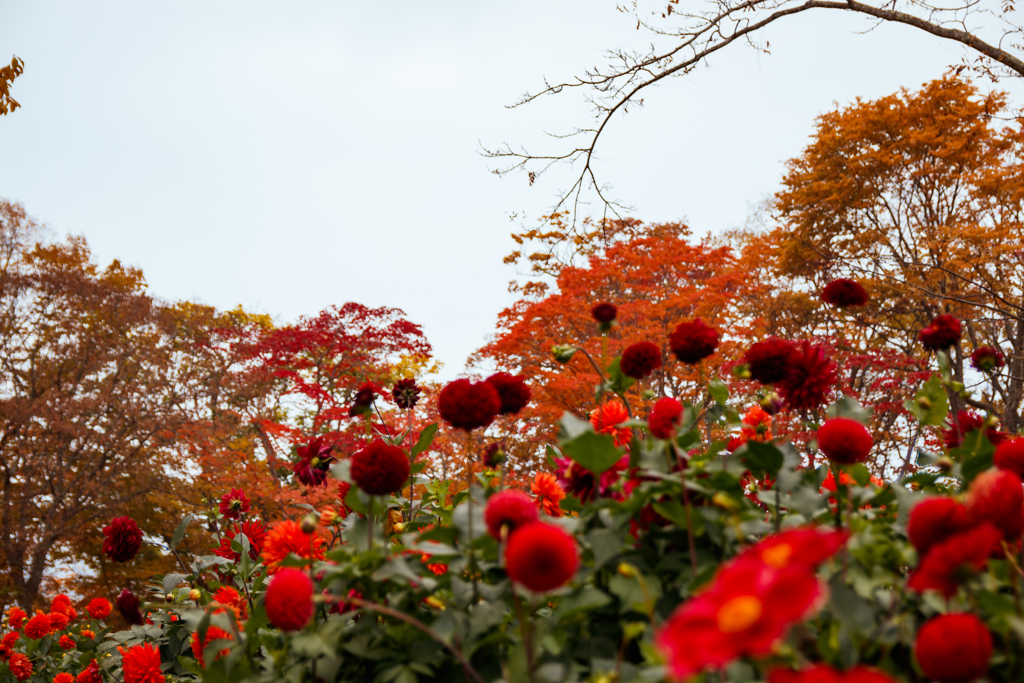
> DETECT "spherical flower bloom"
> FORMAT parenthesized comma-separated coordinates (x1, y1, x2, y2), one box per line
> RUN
(76, 660, 101, 683)
(505, 521, 578, 592)
(350, 439, 411, 495)
(102, 516, 143, 563)
(59, 634, 75, 650)
(743, 338, 797, 385)
(920, 314, 962, 351)
(943, 409, 1007, 450)
(190, 626, 233, 667)
(908, 523, 1002, 597)
(84, 596, 111, 620)
(485, 490, 539, 539)
(965, 468, 1024, 539)
(121, 642, 165, 683)
(777, 341, 837, 411)
(265, 568, 314, 631)
(590, 400, 632, 446)
(485, 372, 531, 415)
(971, 346, 1005, 373)
(907, 497, 971, 555)
(292, 437, 335, 488)
(915, 613, 991, 683)
(816, 418, 873, 465)
(821, 279, 869, 308)
(590, 301, 617, 324)
(213, 586, 248, 620)
(620, 341, 663, 379)
(116, 589, 144, 626)
(8, 653, 32, 681)
(55, 673, 75, 683)
(438, 378, 502, 430)
(736, 527, 848, 571)
(554, 455, 628, 504)
(48, 611, 69, 631)
(0, 631, 20, 659)
(531, 472, 565, 516)
(6, 607, 26, 629)
(669, 319, 719, 364)
(348, 381, 380, 417)
(649, 397, 684, 440)
(261, 519, 327, 575)
(769, 665, 896, 683)
(51, 594, 73, 615)
(392, 378, 421, 409)
(218, 488, 251, 520)
(213, 519, 268, 563)
(994, 437, 1024, 479)
(25, 613, 52, 639)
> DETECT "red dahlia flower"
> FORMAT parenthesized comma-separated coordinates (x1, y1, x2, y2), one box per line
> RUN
(213, 586, 248, 620)
(351, 439, 410, 495)
(218, 488, 250, 520)
(554, 454, 628, 504)
(915, 613, 992, 683)
(531, 472, 565, 517)
(965, 468, 1024, 539)
(485, 490, 539, 539)
(348, 381, 380, 417)
(391, 377, 421, 409)
(292, 437, 335, 488)
(620, 341, 663, 379)
(24, 613, 51, 639)
(995, 437, 1024, 479)
(51, 594, 72, 615)
(776, 341, 837, 411)
(116, 589, 144, 626)
(102, 516, 143, 563)
(265, 568, 314, 631)
(213, 519, 268, 563)
(121, 642, 164, 683)
(55, 674, 75, 683)
(816, 418, 873, 465)
(649, 397, 684, 440)
(86, 597, 112, 620)
(59, 634, 75, 649)
(736, 527, 848, 571)
(261, 520, 327, 575)
(590, 301, 617, 324)
(483, 440, 506, 467)
(505, 521, 578, 592)
(590, 400, 632, 446)
(190, 626, 233, 667)
(485, 372, 531, 415)
(919, 314, 962, 351)
(971, 346, 1005, 373)
(76, 660, 101, 683)
(908, 523, 1002, 597)
(906, 497, 971, 556)
(438, 378, 502, 430)
(48, 610, 69, 631)
(769, 665, 896, 683)
(6, 607, 25, 629)
(821, 279, 869, 308)
(943, 410, 1007, 450)
(669, 319, 719, 364)
(7, 653, 31, 681)
(0, 631, 19, 659)
(743, 338, 796, 384)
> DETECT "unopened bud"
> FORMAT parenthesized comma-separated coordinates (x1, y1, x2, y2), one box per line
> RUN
(393, 522, 406, 533)
(712, 492, 738, 512)
(301, 514, 319, 535)
(984, 414, 1001, 429)
(188, 589, 201, 602)
(552, 345, 577, 364)
(733, 364, 752, 380)
(423, 596, 445, 609)
(319, 508, 339, 526)
(165, 593, 174, 603)
(617, 563, 639, 578)
(916, 396, 932, 411)
(936, 456, 955, 472)
(759, 392, 783, 416)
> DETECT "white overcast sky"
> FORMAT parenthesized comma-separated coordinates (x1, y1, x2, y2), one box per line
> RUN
(2, 2, 1020, 379)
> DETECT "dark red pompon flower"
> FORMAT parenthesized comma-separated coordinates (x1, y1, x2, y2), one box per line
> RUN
(649, 397, 684, 440)
(915, 613, 991, 683)
(970, 346, 1005, 373)
(485, 372, 531, 415)
(265, 568, 314, 631)
(350, 439, 410, 496)
(292, 437, 335, 487)
(218, 488, 250, 520)
(116, 588, 144, 626)
(816, 418, 872, 465)
(102, 517, 143, 563)
(995, 437, 1024, 479)
(919, 314, 962, 351)
(392, 378, 421, 409)
(505, 521, 578, 592)
(590, 301, 617, 324)
(776, 341, 837, 411)
(669, 319, 719, 364)
(438, 378, 502, 430)
(906, 496, 971, 556)
(821, 278, 869, 308)
(484, 490, 539, 540)
(620, 341, 663, 379)
(965, 467, 1024, 539)
(743, 338, 796, 384)
(348, 381, 379, 417)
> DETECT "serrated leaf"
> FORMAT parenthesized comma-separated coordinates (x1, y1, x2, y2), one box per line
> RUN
(170, 515, 192, 549)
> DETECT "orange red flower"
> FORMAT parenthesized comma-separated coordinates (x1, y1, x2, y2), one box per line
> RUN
(121, 642, 164, 683)
(190, 626, 233, 667)
(531, 472, 565, 516)
(260, 520, 327, 575)
(85, 598, 112, 620)
(590, 400, 631, 446)
(8, 652, 32, 680)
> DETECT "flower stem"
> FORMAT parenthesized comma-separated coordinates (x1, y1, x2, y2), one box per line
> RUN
(511, 584, 536, 683)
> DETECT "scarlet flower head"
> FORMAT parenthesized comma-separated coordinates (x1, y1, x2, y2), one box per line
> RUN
(116, 589, 144, 626)
(590, 301, 617, 324)
(350, 439, 411, 495)
(54, 674, 75, 683)
(484, 490, 539, 539)
(59, 634, 75, 650)
(965, 468, 1024, 539)
(531, 472, 565, 516)
(7, 652, 31, 681)
(769, 665, 897, 683)
(554, 455, 628, 504)
(392, 378, 421, 410)
(649, 397, 684, 440)
(739, 405, 773, 444)
(438, 378, 502, 431)
(218, 488, 251, 520)
(102, 516, 143, 563)
(743, 338, 797, 385)
(504, 521, 578, 592)
(919, 314, 962, 351)
(348, 381, 380, 417)
(669, 318, 719, 364)
(907, 497, 971, 556)
(261, 519, 327, 575)
(971, 346, 1005, 373)
(908, 523, 1002, 597)
(292, 437, 335, 488)
(821, 278, 869, 308)
(213, 586, 248, 620)
(48, 610, 69, 631)
(816, 418, 872, 465)
(121, 642, 165, 683)
(6, 607, 26, 629)
(265, 568, 314, 631)
(213, 519, 268, 563)
(590, 400, 632, 446)
(51, 594, 73, 616)
(0, 631, 19, 660)
(776, 341, 837, 412)
(190, 626, 233, 667)
(736, 527, 848, 571)
(76, 660, 101, 683)
(915, 613, 992, 683)
(24, 613, 52, 639)
(485, 372, 531, 415)
(995, 437, 1024, 479)
(620, 341, 663, 379)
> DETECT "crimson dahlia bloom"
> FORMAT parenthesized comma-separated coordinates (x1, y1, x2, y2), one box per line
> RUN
(620, 341, 662, 379)
(965, 468, 1024, 539)
(943, 410, 1007, 450)
(908, 523, 1002, 597)
(116, 588, 144, 626)
(191, 626, 233, 667)
(648, 397, 684, 439)
(743, 338, 796, 384)
(7, 653, 31, 681)
(484, 490, 538, 539)
(816, 418, 872, 465)
(102, 516, 143, 563)
(915, 613, 992, 683)
(736, 527, 849, 571)
(213, 519, 268, 562)
(554, 454, 628, 503)
(505, 521, 578, 592)
(266, 568, 315, 631)
(392, 377, 421, 409)
(669, 319, 719, 364)
(769, 665, 896, 683)
(919, 314, 962, 350)
(971, 345, 1005, 373)
(348, 381, 380, 417)
(121, 642, 164, 683)
(86, 597, 112, 620)
(995, 437, 1024, 479)
(485, 372, 531, 415)
(6, 607, 26, 629)
(821, 278, 869, 308)
(438, 378, 502, 430)
(49, 611, 69, 631)
(76, 660, 101, 683)
(292, 437, 335, 487)
(218, 487, 251, 519)
(590, 301, 617, 324)
(906, 497, 971, 556)
(351, 439, 410, 495)
(776, 341, 836, 411)
(24, 613, 51, 639)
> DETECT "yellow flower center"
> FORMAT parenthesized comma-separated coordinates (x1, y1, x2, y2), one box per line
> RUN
(761, 543, 793, 568)
(716, 595, 763, 633)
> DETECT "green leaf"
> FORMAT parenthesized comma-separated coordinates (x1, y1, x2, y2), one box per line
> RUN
(904, 375, 949, 427)
(739, 441, 784, 476)
(560, 430, 624, 476)
(344, 484, 369, 515)
(162, 573, 187, 594)
(652, 500, 704, 536)
(708, 379, 728, 405)
(848, 463, 871, 487)
(170, 514, 192, 549)
(605, 357, 636, 394)
(553, 587, 612, 622)
(410, 423, 438, 459)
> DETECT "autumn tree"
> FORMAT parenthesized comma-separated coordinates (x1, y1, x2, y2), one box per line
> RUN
(0, 56, 24, 117)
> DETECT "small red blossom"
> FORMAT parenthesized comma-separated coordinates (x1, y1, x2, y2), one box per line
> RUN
(348, 381, 380, 417)
(261, 520, 327, 575)
(59, 634, 75, 649)
(821, 278, 869, 308)
(0, 631, 20, 660)
(620, 341, 663, 379)
(392, 378, 421, 409)
(80, 629, 94, 639)
(669, 318, 719, 364)
(965, 468, 1024, 539)
(438, 379, 502, 430)
(190, 626, 233, 667)
(485, 372, 531, 415)
(531, 472, 565, 516)
(55, 674, 75, 683)
(102, 516, 143, 563)
(919, 314, 962, 351)
(907, 497, 972, 556)
(25, 613, 52, 639)
(505, 521, 578, 592)
(915, 613, 991, 683)
(590, 400, 632, 446)
(292, 437, 335, 488)
(116, 589, 144, 626)
(776, 341, 836, 411)
(213, 586, 248, 620)
(816, 418, 872, 465)
(590, 301, 617, 324)
(351, 439, 411, 495)
(218, 488, 251, 520)
(995, 437, 1024, 479)
(76, 660, 101, 683)
(50, 594, 73, 616)
(265, 568, 314, 631)
(649, 397, 684, 440)
(554, 455, 628, 504)
(485, 490, 539, 539)
(6, 607, 26, 629)
(971, 346, 1005, 373)
(8, 652, 32, 681)
(85, 597, 111, 620)
(483, 440, 506, 468)
(48, 611, 69, 631)
(769, 665, 896, 683)
(943, 410, 1007, 450)
(121, 642, 165, 683)
(743, 338, 796, 384)
(213, 519, 268, 563)
(908, 524, 1002, 597)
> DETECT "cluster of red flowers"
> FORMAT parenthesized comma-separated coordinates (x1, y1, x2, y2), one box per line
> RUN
(438, 373, 532, 432)
(942, 409, 1006, 450)
(741, 338, 837, 411)
(655, 527, 848, 680)
(102, 516, 143, 563)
